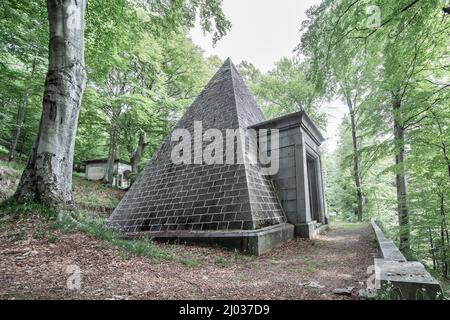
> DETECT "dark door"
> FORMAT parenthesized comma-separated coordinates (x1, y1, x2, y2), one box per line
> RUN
(307, 156, 320, 222)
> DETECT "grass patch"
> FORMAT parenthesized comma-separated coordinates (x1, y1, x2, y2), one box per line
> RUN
(179, 256, 203, 267)
(32, 230, 59, 243)
(298, 262, 319, 274)
(0, 199, 58, 220)
(214, 256, 231, 267)
(72, 175, 121, 213)
(0, 159, 23, 201)
(0, 159, 24, 172)
(0, 160, 121, 213)
(8, 228, 27, 241)
(332, 220, 369, 230)
(57, 215, 173, 263)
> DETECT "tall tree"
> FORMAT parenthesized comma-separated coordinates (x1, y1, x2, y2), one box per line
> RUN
(299, 0, 450, 254)
(0, 1, 48, 161)
(8, 58, 38, 162)
(15, 0, 88, 206)
(299, 7, 374, 221)
(13, 0, 230, 205)
(239, 58, 326, 128)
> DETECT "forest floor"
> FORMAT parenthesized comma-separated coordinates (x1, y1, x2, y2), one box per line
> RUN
(0, 157, 378, 300)
(0, 219, 376, 300)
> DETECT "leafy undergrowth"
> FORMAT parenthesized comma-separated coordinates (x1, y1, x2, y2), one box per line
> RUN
(0, 210, 379, 299)
(0, 159, 245, 268)
(0, 200, 182, 264)
(72, 174, 124, 215)
(0, 157, 123, 215)
(330, 220, 369, 231)
(0, 159, 22, 201)
(0, 168, 379, 300)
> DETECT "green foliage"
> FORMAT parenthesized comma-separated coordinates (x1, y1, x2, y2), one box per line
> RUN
(238, 58, 327, 128)
(2, 0, 448, 288)
(179, 256, 203, 267)
(72, 175, 121, 212)
(0, 1, 48, 159)
(0, 158, 23, 173)
(214, 256, 231, 267)
(298, 262, 319, 274)
(71, 216, 173, 263)
(74, 1, 228, 171)
(301, 0, 450, 278)
(0, 199, 58, 220)
(1, 0, 230, 172)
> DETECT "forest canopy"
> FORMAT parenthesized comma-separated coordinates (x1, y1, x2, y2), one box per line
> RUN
(0, 0, 449, 281)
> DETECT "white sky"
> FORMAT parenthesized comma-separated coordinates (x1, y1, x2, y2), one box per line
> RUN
(190, 0, 346, 153)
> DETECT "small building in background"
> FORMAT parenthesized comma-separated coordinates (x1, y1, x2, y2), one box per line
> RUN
(83, 159, 132, 189)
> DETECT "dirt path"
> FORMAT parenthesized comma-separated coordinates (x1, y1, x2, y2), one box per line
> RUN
(0, 221, 377, 300)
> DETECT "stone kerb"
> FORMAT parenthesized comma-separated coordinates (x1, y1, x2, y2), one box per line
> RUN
(370, 219, 443, 300)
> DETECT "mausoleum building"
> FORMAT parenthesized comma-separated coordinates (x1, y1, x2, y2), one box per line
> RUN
(108, 59, 327, 254)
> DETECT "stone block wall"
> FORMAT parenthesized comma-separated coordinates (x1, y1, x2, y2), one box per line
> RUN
(371, 219, 443, 300)
(108, 59, 286, 233)
(250, 111, 327, 238)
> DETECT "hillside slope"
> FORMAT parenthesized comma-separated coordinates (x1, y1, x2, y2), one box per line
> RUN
(0, 158, 379, 300)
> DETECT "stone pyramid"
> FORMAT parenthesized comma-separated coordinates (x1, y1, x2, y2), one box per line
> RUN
(108, 59, 293, 253)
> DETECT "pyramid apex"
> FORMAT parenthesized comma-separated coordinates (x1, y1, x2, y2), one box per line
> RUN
(222, 57, 236, 68)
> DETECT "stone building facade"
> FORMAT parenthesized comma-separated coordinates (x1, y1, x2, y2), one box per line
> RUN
(84, 159, 132, 189)
(108, 59, 327, 254)
(250, 112, 328, 238)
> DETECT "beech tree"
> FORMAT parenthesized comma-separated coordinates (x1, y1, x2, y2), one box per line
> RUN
(300, 0, 450, 266)
(11, 0, 230, 206)
(14, 0, 88, 206)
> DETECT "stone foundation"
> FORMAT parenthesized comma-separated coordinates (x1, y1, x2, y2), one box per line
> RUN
(124, 223, 295, 256)
(295, 221, 329, 239)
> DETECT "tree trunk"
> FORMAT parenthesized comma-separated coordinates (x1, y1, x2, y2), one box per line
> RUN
(0, 97, 10, 124)
(392, 94, 410, 254)
(9, 58, 37, 162)
(429, 227, 436, 271)
(104, 128, 117, 185)
(130, 132, 147, 175)
(434, 113, 450, 179)
(346, 97, 364, 222)
(9, 93, 28, 162)
(14, 0, 87, 206)
(18, 140, 25, 159)
(439, 192, 449, 278)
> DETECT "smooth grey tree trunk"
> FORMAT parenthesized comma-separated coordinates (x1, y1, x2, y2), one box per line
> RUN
(0, 97, 11, 134)
(346, 97, 364, 222)
(14, 0, 87, 206)
(104, 128, 117, 185)
(9, 93, 28, 162)
(130, 132, 147, 175)
(0, 97, 5, 122)
(102, 70, 129, 185)
(439, 192, 449, 277)
(428, 228, 436, 271)
(393, 95, 410, 254)
(9, 59, 37, 162)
